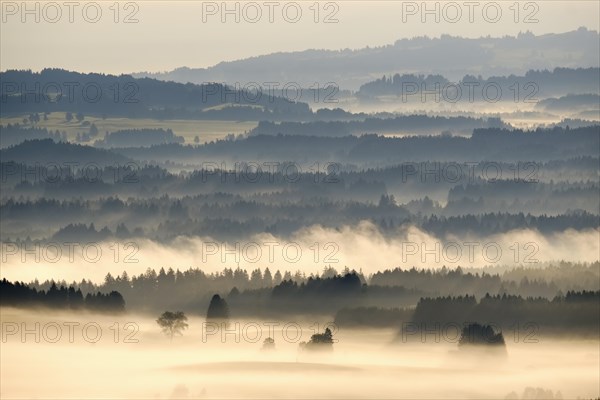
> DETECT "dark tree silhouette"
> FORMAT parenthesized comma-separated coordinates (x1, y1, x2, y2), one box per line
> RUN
(310, 327, 334, 345)
(300, 327, 334, 352)
(0, 279, 124, 312)
(458, 323, 505, 347)
(89, 123, 99, 137)
(156, 311, 188, 341)
(261, 337, 275, 351)
(206, 294, 230, 320)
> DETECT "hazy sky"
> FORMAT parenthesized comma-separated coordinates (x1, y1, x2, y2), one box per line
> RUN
(1, 1, 599, 74)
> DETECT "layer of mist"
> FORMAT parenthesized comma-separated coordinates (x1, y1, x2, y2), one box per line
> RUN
(1, 309, 598, 399)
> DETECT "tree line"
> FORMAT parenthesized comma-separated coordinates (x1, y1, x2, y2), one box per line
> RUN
(0, 68, 311, 121)
(0, 279, 125, 312)
(334, 290, 600, 335)
(22, 264, 599, 316)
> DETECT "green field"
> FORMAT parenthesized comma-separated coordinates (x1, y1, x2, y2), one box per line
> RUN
(1, 113, 259, 144)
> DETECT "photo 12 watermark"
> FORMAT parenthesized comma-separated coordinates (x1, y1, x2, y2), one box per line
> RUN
(400, 321, 539, 344)
(199, 241, 340, 264)
(1, 1, 140, 23)
(1, 241, 140, 264)
(199, 81, 339, 104)
(1, 81, 140, 104)
(400, 1, 539, 24)
(200, 1, 340, 24)
(1, 321, 140, 343)
(396, 241, 540, 265)
(1, 161, 142, 184)
(201, 320, 339, 344)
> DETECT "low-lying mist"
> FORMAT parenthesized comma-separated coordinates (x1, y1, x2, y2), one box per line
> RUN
(1, 222, 598, 284)
(1, 308, 598, 399)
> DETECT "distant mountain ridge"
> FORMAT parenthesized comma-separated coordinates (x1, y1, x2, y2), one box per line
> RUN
(132, 28, 600, 90)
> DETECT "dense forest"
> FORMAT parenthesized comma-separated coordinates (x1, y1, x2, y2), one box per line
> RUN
(0, 279, 125, 312)
(358, 68, 600, 99)
(15, 263, 598, 319)
(114, 126, 600, 164)
(1, 198, 596, 243)
(2, 126, 599, 165)
(0, 69, 311, 120)
(334, 289, 600, 335)
(249, 115, 508, 136)
(4, 266, 597, 336)
(1, 124, 598, 244)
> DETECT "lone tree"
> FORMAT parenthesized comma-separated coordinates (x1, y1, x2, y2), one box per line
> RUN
(458, 323, 505, 348)
(89, 123, 99, 137)
(206, 294, 230, 320)
(300, 327, 334, 352)
(310, 327, 334, 345)
(261, 337, 275, 351)
(156, 311, 188, 341)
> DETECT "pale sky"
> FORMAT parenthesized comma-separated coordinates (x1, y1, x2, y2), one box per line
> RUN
(1, 1, 599, 74)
